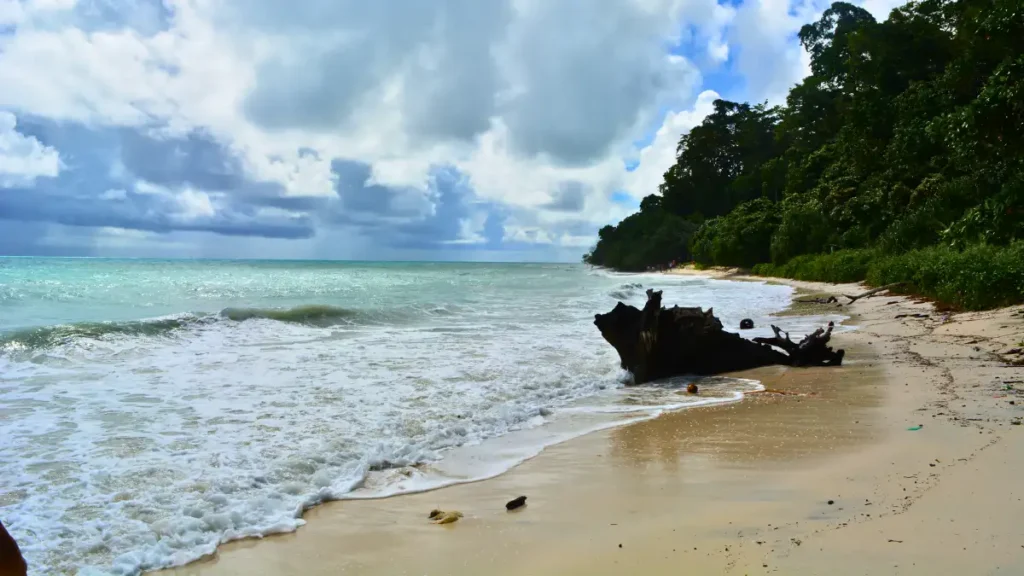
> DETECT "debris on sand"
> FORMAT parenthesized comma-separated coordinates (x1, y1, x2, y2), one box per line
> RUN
(431, 511, 464, 525)
(506, 496, 527, 511)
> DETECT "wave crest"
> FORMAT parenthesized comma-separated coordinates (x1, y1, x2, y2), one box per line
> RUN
(0, 315, 202, 353)
(219, 305, 362, 326)
(1, 304, 402, 353)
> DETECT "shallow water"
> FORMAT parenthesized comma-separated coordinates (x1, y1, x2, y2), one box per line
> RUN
(0, 258, 845, 575)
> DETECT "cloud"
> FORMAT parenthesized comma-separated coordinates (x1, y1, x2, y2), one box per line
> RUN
(725, 0, 819, 106)
(329, 162, 505, 250)
(239, 0, 511, 147)
(0, 0, 831, 260)
(543, 182, 588, 213)
(860, 0, 904, 19)
(624, 89, 720, 201)
(498, 0, 698, 164)
(3, 116, 314, 238)
(0, 111, 62, 187)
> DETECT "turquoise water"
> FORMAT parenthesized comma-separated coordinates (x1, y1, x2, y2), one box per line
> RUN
(1, 258, 580, 333)
(0, 258, 840, 575)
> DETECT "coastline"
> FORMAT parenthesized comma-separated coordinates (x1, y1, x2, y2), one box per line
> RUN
(162, 274, 1024, 576)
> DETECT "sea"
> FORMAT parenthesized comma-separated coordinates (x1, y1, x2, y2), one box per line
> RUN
(0, 258, 846, 575)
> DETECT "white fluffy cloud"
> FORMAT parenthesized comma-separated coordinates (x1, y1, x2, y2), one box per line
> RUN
(0, 111, 61, 187)
(624, 89, 721, 201)
(0, 0, 846, 258)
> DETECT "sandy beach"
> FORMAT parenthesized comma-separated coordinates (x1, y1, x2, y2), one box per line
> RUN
(162, 273, 1024, 576)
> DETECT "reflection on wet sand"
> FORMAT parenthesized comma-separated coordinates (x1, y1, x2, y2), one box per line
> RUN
(608, 350, 884, 469)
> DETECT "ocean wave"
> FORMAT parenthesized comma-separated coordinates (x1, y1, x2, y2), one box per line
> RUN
(0, 315, 206, 353)
(0, 304, 437, 354)
(219, 304, 366, 326)
(608, 282, 644, 300)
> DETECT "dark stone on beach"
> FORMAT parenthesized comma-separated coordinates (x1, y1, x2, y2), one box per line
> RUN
(828, 500, 834, 505)
(593, 289, 845, 385)
(740, 318, 754, 330)
(506, 496, 527, 511)
(687, 383, 699, 394)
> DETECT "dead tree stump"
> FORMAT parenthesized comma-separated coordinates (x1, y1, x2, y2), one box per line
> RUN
(593, 289, 844, 384)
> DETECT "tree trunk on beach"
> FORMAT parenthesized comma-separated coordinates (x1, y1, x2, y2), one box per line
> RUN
(593, 289, 845, 384)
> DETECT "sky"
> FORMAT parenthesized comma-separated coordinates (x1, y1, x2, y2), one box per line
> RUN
(0, 0, 901, 261)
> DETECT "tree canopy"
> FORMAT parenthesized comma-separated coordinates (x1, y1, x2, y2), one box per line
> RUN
(584, 0, 1024, 271)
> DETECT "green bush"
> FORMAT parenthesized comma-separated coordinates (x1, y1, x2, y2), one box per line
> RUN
(754, 243, 1024, 310)
(867, 242, 1024, 310)
(752, 249, 874, 283)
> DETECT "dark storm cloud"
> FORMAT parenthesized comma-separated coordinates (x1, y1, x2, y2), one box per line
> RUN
(328, 161, 504, 250)
(0, 220, 93, 257)
(240, 0, 509, 143)
(231, 0, 689, 164)
(3, 116, 314, 239)
(542, 181, 587, 212)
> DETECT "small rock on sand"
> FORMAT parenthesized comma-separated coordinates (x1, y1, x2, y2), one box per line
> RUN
(506, 496, 527, 511)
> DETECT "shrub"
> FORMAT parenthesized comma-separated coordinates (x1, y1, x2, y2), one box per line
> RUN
(867, 242, 1024, 310)
(754, 243, 1024, 310)
(753, 249, 874, 283)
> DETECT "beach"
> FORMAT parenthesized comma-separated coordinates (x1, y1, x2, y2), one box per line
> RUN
(159, 274, 1024, 575)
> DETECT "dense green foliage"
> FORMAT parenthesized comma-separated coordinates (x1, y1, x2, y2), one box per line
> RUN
(754, 243, 1024, 310)
(584, 0, 1024, 307)
(751, 249, 875, 284)
(585, 195, 700, 271)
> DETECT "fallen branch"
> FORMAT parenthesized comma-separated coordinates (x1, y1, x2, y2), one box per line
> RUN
(796, 295, 839, 304)
(842, 282, 905, 304)
(752, 323, 845, 367)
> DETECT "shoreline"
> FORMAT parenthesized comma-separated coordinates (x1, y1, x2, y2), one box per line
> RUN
(162, 275, 1024, 576)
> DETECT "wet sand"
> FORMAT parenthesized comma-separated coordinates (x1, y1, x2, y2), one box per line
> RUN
(163, 276, 1024, 575)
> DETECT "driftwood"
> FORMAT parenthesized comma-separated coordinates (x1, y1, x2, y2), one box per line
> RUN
(796, 282, 905, 306)
(594, 289, 845, 384)
(842, 282, 904, 304)
(797, 295, 839, 304)
(751, 324, 845, 367)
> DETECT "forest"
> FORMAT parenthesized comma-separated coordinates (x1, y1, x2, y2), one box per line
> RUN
(585, 0, 1023, 309)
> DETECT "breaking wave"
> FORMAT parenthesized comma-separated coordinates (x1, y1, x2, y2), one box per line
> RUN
(0, 304, 460, 353)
